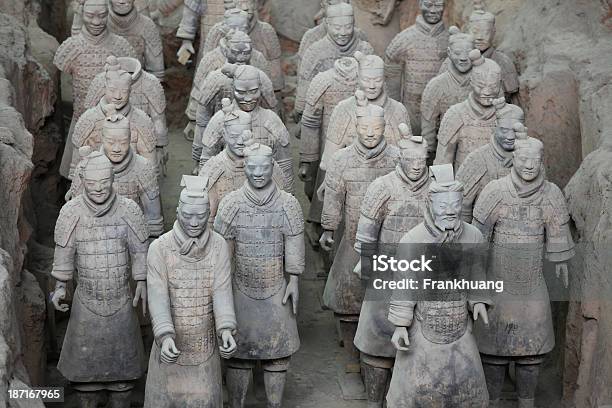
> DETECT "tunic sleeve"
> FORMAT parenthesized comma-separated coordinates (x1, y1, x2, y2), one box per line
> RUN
(433, 109, 461, 166)
(471, 181, 501, 242)
(354, 179, 390, 253)
(300, 87, 324, 163)
(126, 205, 150, 281)
(176, 0, 202, 40)
(51, 228, 77, 282)
(384, 34, 406, 102)
(321, 155, 347, 231)
(388, 235, 417, 327)
(283, 196, 305, 276)
(147, 241, 175, 344)
(544, 184, 576, 262)
(212, 237, 238, 335)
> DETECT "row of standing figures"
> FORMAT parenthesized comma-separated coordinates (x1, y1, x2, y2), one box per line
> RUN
(48, 0, 578, 407)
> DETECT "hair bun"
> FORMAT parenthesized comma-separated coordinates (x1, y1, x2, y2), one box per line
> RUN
(398, 123, 411, 137)
(221, 63, 238, 78)
(354, 50, 364, 62)
(221, 98, 233, 113)
(469, 49, 484, 65)
(79, 146, 93, 158)
(355, 89, 367, 106)
(448, 26, 461, 36)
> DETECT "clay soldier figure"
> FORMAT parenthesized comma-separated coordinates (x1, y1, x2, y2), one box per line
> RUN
(68, 115, 163, 237)
(54, 0, 136, 178)
(176, 0, 236, 64)
(295, 2, 374, 121)
(456, 99, 524, 222)
(434, 50, 502, 171)
(385, 0, 449, 135)
(320, 52, 411, 171)
(421, 26, 475, 159)
(320, 101, 400, 371)
(197, 64, 293, 192)
(353, 130, 430, 408)
(472, 134, 575, 408)
(50, 151, 149, 408)
(143, 175, 238, 407)
(84, 56, 168, 174)
(386, 164, 490, 407)
(198, 99, 286, 226)
(71, 57, 157, 179)
(214, 143, 304, 408)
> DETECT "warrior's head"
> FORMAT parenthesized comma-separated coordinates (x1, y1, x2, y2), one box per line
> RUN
(177, 175, 210, 238)
(428, 164, 464, 231)
(354, 52, 385, 101)
(355, 90, 385, 149)
(221, 98, 252, 157)
(326, 3, 355, 47)
(79, 149, 114, 205)
(220, 29, 252, 65)
(469, 0, 496, 53)
(223, 64, 275, 112)
(104, 56, 132, 110)
(447, 26, 474, 74)
(398, 125, 428, 182)
(469, 50, 501, 107)
(236, 0, 257, 27)
(419, 0, 445, 25)
(102, 113, 131, 164)
(81, 0, 109, 36)
(222, 8, 249, 34)
(244, 142, 274, 190)
(493, 98, 524, 152)
(109, 0, 135, 16)
(513, 128, 543, 182)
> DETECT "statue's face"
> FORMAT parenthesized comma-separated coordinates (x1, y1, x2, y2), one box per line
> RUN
(82, 2, 108, 36)
(177, 201, 210, 238)
(471, 74, 501, 107)
(448, 40, 473, 73)
(83, 166, 113, 204)
(327, 15, 354, 47)
(233, 77, 260, 112)
(237, 0, 255, 24)
(226, 41, 252, 65)
(102, 128, 131, 163)
(513, 149, 542, 182)
(431, 191, 462, 230)
(359, 68, 385, 100)
(419, 0, 444, 24)
(245, 154, 274, 189)
(469, 21, 495, 52)
(109, 0, 135, 15)
(223, 125, 250, 157)
(105, 75, 131, 110)
(356, 116, 385, 149)
(225, 14, 249, 32)
(400, 156, 427, 181)
(495, 124, 517, 151)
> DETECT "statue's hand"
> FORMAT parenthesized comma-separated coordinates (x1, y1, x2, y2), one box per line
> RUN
(556, 263, 569, 288)
(391, 327, 410, 351)
(183, 121, 195, 142)
(298, 162, 311, 182)
(319, 230, 334, 252)
(133, 281, 147, 317)
(51, 283, 69, 312)
(177, 40, 195, 65)
(353, 260, 362, 278)
(473, 303, 489, 326)
(160, 337, 181, 364)
(282, 275, 299, 315)
(219, 329, 237, 359)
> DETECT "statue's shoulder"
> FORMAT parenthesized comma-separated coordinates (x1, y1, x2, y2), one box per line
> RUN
(199, 153, 227, 186)
(134, 154, 159, 198)
(141, 71, 166, 113)
(55, 197, 84, 246)
(118, 196, 149, 241)
(281, 192, 305, 235)
(72, 107, 101, 146)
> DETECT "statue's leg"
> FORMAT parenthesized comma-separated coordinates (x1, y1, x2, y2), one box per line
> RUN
(74, 390, 102, 408)
(360, 353, 392, 408)
(226, 358, 253, 408)
(107, 390, 132, 408)
(480, 353, 508, 408)
(338, 315, 360, 372)
(262, 357, 291, 408)
(515, 355, 544, 408)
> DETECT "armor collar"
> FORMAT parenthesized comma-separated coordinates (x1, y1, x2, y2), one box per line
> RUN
(243, 180, 279, 207)
(353, 138, 388, 161)
(510, 167, 545, 198)
(325, 31, 357, 55)
(467, 92, 496, 121)
(448, 63, 471, 87)
(83, 189, 118, 217)
(423, 204, 464, 243)
(415, 15, 446, 37)
(396, 164, 429, 192)
(81, 26, 110, 46)
(489, 134, 513, 168)
(109, 5, 138, 30)
(224, 148, 244, 168)
(173, 221, 211, 257)
(111, 147, 135, 176)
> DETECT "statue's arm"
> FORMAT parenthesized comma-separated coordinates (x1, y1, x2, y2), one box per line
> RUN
(147, 243, 176, 345)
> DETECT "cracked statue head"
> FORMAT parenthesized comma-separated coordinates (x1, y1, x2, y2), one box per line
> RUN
(104, 56, 132, 110)
(469, 50, 502, 107)
(398, 125, 428, 182)
(468, 0, 496, 53)
(177, 175, 210, 238)
(326, 3, 355, 47)
(244, 143, 274, 189)
(80, 149, 114, 205)
(513, 131, 544, 182)
(419, 0, 445, 25)
(82, 0, 109, 36)
(428, 164, 464, 231)
(224, 64, 262, 112)
(221, 98, 252, 157)
(447, 26, 474, 74)
(102, 113, 131, 164)
(221, 29, 252, 65)
(355, 90, 385, 149)
(354, 51, 385, 101)
(493, 98, 525, 152)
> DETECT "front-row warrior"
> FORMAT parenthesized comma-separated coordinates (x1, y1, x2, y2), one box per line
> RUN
(51, 151, 149, 408)
(144, 175, 238, 407)
(214, 143, 305, 408)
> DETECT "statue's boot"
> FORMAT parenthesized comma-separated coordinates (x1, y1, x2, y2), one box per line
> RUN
(108, 390, 132, 408)
(264, 370, 287, 408)
(226, 367, 251, 408)
(362, 362, 389, 408)
(482, 360, 507, 404)
(516, 363, 540, 408)
(75, 390, 102, 408)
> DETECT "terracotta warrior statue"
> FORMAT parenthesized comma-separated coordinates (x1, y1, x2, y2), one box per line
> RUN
(55, 0, 136, 178)
(434, 49, 502, 171)
(295, 2, 373, 122)
(50, 150, 149, 407)
(84, 56, 168, 174)
(203, 0, 284, 95)
(143, 175, 238, 407)
(320, 52, 411, 172)
(385, 0, 449, 135)
(185, 24, 271, 142)
(353, 130, 430, 407)
(320, 101, 399, 371)
(70, 57, 157, 179)
(386, 164, 490, 407)
(68, 114, 163, 237)
(472, 134, 575, 408)
(176, 0, 236, 64)
(214, 142, 304, 408)
(456, 98, 524, 222)
(197, 64, 293, 192)
(198, 99, 285, 227)
(421, 26, 475, 159)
